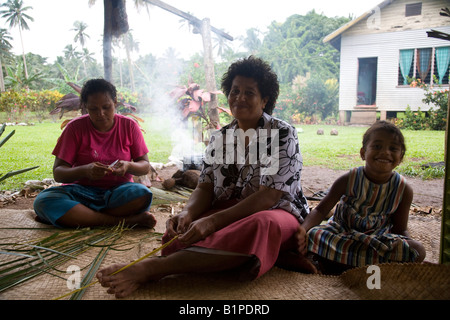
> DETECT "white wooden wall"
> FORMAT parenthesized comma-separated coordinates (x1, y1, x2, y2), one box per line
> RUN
(338, 0, 450, 113)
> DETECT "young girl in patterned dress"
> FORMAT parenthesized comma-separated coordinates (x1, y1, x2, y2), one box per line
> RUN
(297, 121, 425, 274)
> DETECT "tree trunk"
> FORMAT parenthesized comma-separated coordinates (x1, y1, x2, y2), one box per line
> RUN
(18, 27, 28, 80)
(125, 45, 135, 91)
(0, 58, 5, 91)
(103, 0, 113, 82)
(200, 18, 219, 130)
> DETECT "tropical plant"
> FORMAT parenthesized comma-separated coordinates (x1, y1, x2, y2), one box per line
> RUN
(63, 44, 79, 60)
(418, 78, 448, 131)
(240, 28, 263, 55)
(120, 30, 139, 92)
(258, 11, 350, 84)
(71, 20, 91, 77)
(298, 75, 339, 119)
(0, 0, 34, 80)
(50, 81, 141, 129)
(4, 58, 43, 90)
(169, 77, 230, 143)
(0, 123, 38, 183)
(213, 30, 232, 59)
(402, 77, 449, 130)
(0, 27, 13, 91)
(71, 20, 90, 48)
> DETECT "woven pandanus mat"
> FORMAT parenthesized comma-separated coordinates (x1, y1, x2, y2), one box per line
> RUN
(340, 262, 450, 300)
(128, 267, 356, 300)
(0, 208, 447, 300)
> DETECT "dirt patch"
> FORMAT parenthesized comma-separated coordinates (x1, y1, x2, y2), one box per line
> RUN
(1, 165, 444, 217)
(301, 166, 444, 210)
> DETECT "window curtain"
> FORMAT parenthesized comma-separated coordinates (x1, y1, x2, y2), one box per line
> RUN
(416, 48, 432, 81)
(435, 47, 450, 84)
(399, 49, 414, 85)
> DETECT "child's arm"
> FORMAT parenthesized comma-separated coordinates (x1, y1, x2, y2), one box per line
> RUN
(390, 182, 414, 237)
(296, 173, 349, 254)
(302, 173, 349, 231)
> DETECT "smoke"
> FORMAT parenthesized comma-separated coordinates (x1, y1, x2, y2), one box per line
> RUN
(142, 57, 205, 168)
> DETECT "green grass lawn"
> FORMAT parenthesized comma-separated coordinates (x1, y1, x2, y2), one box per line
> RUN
(0, 117, 446, 191)
(296, 125, 445, 178)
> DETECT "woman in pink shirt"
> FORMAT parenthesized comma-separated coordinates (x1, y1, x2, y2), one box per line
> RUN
(33, 79, 156, 229)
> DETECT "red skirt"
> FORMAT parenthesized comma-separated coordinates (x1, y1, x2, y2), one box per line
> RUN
(161, 205, 299, 279)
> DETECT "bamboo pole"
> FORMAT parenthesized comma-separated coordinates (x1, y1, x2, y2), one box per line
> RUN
(440, 87, 450, 264)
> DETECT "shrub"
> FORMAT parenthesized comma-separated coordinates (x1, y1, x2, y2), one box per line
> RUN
(400, 106, 429, 130)
(0, 89, 64, 123)
(400, 77, 448, 130)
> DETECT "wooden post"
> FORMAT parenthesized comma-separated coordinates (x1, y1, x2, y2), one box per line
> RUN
(141, 0, 233, 138)
(143, 0, 233, 41)
(103, 0, 113, 82)
(440, 87, 450, 264)
(200, 18, 220, 130)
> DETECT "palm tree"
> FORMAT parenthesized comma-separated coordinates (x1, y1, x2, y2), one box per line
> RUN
(89, 0, 129, 82)
(72, 20, 90, 49)
(241, 28, 262, 55)
(213, 31, 231, 59)
(121, 30, 139, 91)
(0, 0, 33, 80)
(80, 47, 95, 78)
(0, 28, 13, 91)
(63, 44, 79, 60)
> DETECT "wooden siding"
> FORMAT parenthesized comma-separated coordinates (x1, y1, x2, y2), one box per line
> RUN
(338, 0, 450, 113)
(346, 0, 450, 36)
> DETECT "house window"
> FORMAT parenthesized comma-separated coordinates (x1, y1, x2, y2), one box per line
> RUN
(398, 46, 450, 85)
(405, 3, 422, 16)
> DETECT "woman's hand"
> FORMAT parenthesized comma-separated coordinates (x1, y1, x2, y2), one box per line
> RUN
(177, 215, 216, 246)
(295, 225, 308, 255)
(166, 212, 193, 238)
(84, 162, 113, 180)
(110, 160, 129, 177)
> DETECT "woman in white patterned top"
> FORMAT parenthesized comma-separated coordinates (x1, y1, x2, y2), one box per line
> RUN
(97, 56, 314, 298)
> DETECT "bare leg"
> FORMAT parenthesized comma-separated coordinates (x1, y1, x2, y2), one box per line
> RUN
(56, 195, 156, 228)
(407, 239, 426, 262)
(97, 250, 251, 298)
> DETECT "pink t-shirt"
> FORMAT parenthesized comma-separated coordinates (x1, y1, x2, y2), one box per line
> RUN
(52, 114, 149, 188)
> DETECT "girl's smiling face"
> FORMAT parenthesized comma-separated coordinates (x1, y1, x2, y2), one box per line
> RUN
(360, 130, 404, 183)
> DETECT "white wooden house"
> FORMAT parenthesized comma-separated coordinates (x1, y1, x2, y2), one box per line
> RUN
(324, 0, 450, 124)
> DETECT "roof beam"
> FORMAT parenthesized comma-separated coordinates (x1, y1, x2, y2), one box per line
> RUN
(143, 0, 233, 41)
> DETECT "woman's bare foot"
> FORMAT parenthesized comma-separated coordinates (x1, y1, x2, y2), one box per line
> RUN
(275, 251, 318, 274)
(97, 259, 162, 298)
(126, 211, 157, 228)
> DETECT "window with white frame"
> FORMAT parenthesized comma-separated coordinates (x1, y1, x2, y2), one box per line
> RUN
(398, 46, 450, 86)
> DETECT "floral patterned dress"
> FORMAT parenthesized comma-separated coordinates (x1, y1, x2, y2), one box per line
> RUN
(162, 113, 309, 278)
(199, 112, 309, 222)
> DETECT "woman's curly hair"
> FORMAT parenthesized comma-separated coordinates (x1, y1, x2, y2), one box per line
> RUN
(80, 78, 117, 105)
(220, 56, 279, 115)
